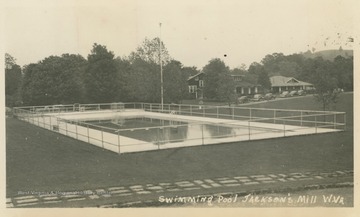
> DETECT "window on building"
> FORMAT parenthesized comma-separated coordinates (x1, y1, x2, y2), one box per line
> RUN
(199, 80, 204, 87)
(188, 85, 197, 93)
(232, 76, 243, 81)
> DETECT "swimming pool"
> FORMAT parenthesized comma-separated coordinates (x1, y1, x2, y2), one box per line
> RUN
(13, 103, 345, 154)
(84, 117, 273, 146)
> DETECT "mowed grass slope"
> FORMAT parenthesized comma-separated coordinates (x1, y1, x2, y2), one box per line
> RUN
(6, 93, 353, 197)
(242, 93, 353, 130)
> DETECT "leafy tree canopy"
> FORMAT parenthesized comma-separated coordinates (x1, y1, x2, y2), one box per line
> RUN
(203, 58, 234, 102)
(5, 53, 22, 107)
(85, 44, 119, 103)
(129, 37, 171, 65)
(88, 43, 115, 63)
(21, 54, 87, 105)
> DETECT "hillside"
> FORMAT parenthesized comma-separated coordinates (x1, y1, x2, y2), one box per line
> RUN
(302, 49, 353, 61)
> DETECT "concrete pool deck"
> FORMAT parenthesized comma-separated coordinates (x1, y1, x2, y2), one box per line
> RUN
(21, 109, 341, 154)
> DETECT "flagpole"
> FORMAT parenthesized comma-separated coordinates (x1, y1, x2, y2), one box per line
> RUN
(159, 23, 164, 111)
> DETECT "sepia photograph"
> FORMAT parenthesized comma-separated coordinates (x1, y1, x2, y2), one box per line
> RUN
(2, 0, 358, 215)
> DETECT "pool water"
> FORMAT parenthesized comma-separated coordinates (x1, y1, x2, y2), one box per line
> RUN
(84, 117, 269, 145)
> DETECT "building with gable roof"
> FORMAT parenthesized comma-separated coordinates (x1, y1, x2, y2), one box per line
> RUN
(270, 76, 314, 93)
(187, 72, 262, 99)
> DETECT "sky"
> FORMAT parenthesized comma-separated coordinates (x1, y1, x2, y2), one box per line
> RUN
(3, 0, 357, 69)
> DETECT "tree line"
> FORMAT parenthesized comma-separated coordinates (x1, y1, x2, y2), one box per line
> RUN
(6, 39, 194, 107)
(5, 39, 353, 110)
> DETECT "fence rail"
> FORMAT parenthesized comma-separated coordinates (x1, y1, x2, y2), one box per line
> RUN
(12, 102, 346, 154)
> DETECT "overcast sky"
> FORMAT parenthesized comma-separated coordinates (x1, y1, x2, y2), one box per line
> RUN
(4, 0, 356, 69)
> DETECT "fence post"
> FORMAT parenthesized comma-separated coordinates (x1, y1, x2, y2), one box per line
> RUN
(315, 115, 317, 133)
(179, 104, 181, 115)
(248, 120, 251, 140)
(157, 128, 160, 150)
(203, 106, 205, 117)
(217, 107, 219, 118)
(150, 104, 152, 112)
(283, 120, 286, 137)
(190, 105, 192, 116)
(118, 131, 121, 154)
(344, 113, 346, 131)
(273, 110, 276, 124)
(65, 121, 68, 136)
(232, 107, 234, 119)
(334, 113, 336, 129)
(37, 116, 40, 126)
(201, 124, 204, 145)
(75, 122, 78, 139)
(250, 108, 252, 121)
(101, 130, 104, 148)
(98, 104, 100, 110)
(49, 116, 52, 130)
(300, 111, 303, 126)
(87, 124, 90, 143)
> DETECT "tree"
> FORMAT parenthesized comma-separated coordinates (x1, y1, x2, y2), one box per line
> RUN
(5, 53, 22, 107)
(182, 66, 199, 77)
(257, 68, 271, 91)
(21, 63, 46, 105)
(333, 56, 353, 91)
(21, 54, 87, 105)
(129, 37, 171, 65)
(84, 43, 119, 103)
(114, 57, 132, 101)
(163, 60, 188, 103)
(217, 72, 236, 106)
(231, 67, 247, 75)
(310, 61, 339, 111)
(127, 58, 160, 103)
(203, 58, 234, 102)
(261, 53, 285, 75)
(248, 62, 263, 75)
(277, 61, 301, 77)
(125, 37, 174, 103)
(5, 53, 17, 69)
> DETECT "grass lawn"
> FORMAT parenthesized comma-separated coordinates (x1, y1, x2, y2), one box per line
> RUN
(243, 93, 353, 130)
(6, 93, 353, 197)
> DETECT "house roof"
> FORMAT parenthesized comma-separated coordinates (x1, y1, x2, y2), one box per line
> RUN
(188, 71, 245, 81)
(234, 81, 260, 88)
(187, 71, 204, 81)
(270, 76, 313, 87)
(230, 74, 243, 77)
